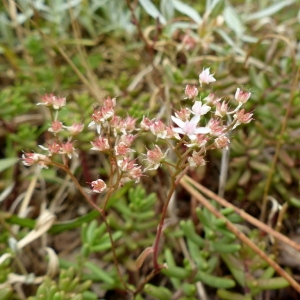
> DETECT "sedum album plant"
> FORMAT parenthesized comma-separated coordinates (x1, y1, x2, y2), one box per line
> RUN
(22, 68, 252, 294)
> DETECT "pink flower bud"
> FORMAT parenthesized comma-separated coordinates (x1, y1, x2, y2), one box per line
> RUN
(141, 117, 153, 131)
(207, 119, 224, 136)
(235, 88, 251, 104)
(91, 136, 110, 151)
(39, 141, 61, 155)
(184, 85, 198, 100)
(215, 101, 229, 118)
(103, 97, 116, 108)
(145, 145, 168, 170)
(120, 116, 137, 134)
(188, 151, 206, 167)
(52, 96, 66, 110)
(174, 108, 191, 121)
(128, 166, 143, 183)
(91, 179, 107, 193)
(150, 120, 168, 139)
(64, 123, 84, 135)
(22, 153, 51, 169)
(233, 109, 253, 129)
(215, 135, 230, 149)
(203, 93, 221, 105)
(38, 93, 56, 106)
(114, 142, 135, 156)
(48, 120, 63, 133)
(60, 140, 77, 159)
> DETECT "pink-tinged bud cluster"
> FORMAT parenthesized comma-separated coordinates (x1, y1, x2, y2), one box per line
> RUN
(91, 179, 107, 193)
(48, 120, 63, 134)
(188, 151, 206, 167)
(22, 153, 51, 169)
(60, 140, 77, 159)
(233, 109, 253, 129)
(114, 142, 135, 156)
(199, 68, 216, 86)
(207, 119, 225, 136)
(117, 157, 143, 183)
(184, 85, 198, 100)
(121, 117, 137, 134)
(111, 116, 137, 136)
(140, 117, 153, 131)
(215, 101, 229, 118)
(186, 134, 208, 148)
(215, 135, 230, 149)
(145, 145, 168, 171)
(174, 108, 191, 121)
(150, 120, 168, 139)
(119, 134, 135, 147)
(64, 123, 84, 135)
(91, 136, 110, 151)
(37, 93, 66, 110)
(89, 97, 116, 133)
(39, 141, 61, 155)
(87, 96, 144, 189)
(235, 88, 251, 104)
(203, 93, 221, 106)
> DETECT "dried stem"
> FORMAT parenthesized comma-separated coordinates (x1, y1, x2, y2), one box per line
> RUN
(182, 175, 300, 252)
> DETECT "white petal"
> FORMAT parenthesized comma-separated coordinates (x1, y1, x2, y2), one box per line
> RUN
(190, 115, 200, 124)
(39, 145, 48, 151)
(172, 128, 184, 135)
(195, 127, 210, 134)
(171, 116, 185, 128)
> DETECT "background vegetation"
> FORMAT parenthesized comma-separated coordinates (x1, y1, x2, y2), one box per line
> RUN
(0, 0, 300, 299)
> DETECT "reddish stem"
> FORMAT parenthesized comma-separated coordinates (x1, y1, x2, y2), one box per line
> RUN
(152, 166, 189, 270)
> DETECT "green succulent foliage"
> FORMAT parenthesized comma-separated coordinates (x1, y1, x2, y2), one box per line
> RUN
(109, 185, 157, 233)
(80, 220, 123, 290)
(27, 268, 97, 300)
(81, 220, 122, 257)
(0, 87, 33, 120)
(157, 205, 289, 298)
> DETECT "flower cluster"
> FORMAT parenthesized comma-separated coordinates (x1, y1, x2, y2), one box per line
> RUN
(22, 67, 252, 197)
(140, 68, 252, 168)
(89, 97, 143, 193)
(37, 93, 66, 110)
(23, 93, 82, 167)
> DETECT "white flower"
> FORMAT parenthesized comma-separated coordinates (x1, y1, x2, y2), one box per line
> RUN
(171, 115, 210, 140)
(199, 68, 216, 86)
(191, 101, 211, 116)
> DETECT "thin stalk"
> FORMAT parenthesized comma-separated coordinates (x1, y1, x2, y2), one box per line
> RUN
(152, 166, 189, 270)
(51, 162, 130, 293)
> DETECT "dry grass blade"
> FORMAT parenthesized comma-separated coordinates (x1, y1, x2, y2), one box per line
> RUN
(17, 210, 56, 250)
(180, 176, 300, 293)
(182, 175, 300, 252)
